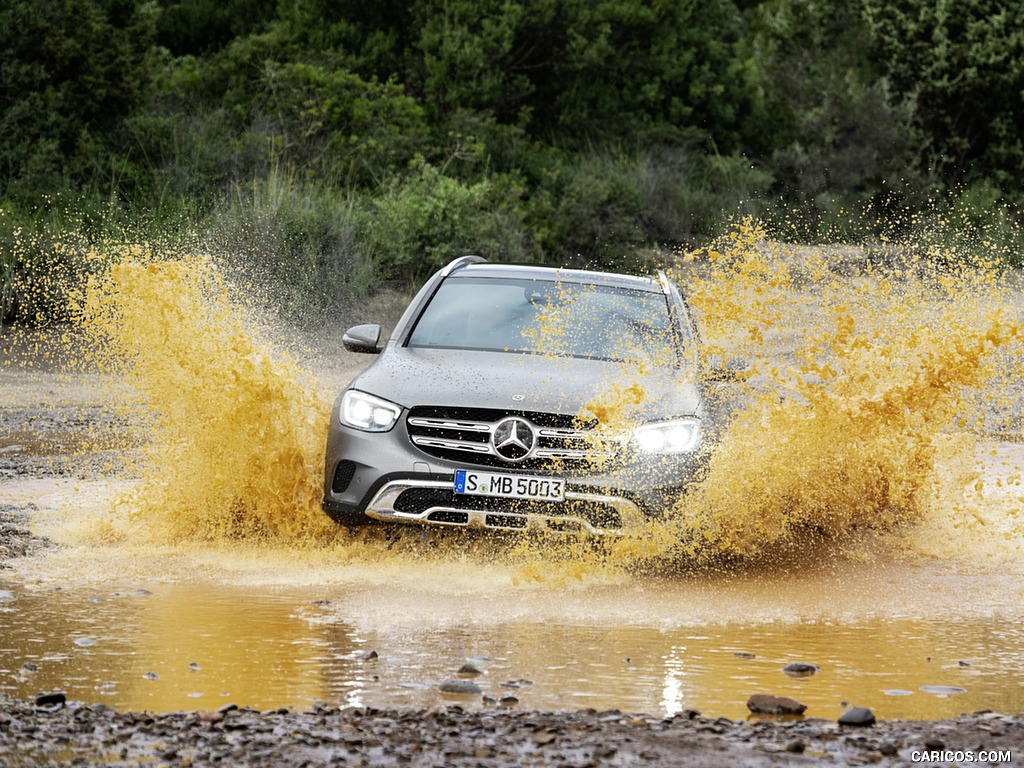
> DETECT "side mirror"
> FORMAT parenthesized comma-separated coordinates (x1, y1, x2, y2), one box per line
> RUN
(342, 323, 382, 354)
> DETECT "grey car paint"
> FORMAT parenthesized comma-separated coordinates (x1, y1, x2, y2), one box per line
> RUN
(322, 257, 722, 535)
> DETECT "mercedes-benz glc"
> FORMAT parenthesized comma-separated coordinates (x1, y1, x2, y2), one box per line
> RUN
(322, 256, 732, 535)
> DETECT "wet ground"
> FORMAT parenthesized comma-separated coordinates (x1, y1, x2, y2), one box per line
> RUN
(2, 351, 1024, 765)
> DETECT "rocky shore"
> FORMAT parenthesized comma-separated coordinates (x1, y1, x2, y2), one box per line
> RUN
(1, 694, 1021, 767)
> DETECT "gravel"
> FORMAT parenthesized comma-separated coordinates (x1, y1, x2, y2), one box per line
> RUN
(0, 697, 1021, 767)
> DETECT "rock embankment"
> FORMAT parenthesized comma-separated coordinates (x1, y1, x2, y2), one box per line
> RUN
(0, 696, 1020, 767)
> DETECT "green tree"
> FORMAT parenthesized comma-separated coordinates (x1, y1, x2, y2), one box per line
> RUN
(0, 0, 155, 201)
(863, 0, 1024, 186)
(743, 0, 931, 228)
(412, 0, 760, 151)
(155, 0, 278, 55)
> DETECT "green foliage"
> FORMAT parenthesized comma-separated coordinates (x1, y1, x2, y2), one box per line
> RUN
(258, 62, 429, 185)
(862, 0, 1024, 186)
(4, 0, 1024, 316)
(0, 0, 155, 201)
(360, 161, 531, 284)
(204, 170, 364, 318)
(412, 0, 759, 150)
(744, 0, 934, 234)
(155, 0, 278, 55)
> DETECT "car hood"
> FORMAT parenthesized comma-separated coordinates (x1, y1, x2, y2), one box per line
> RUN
(349, 347, 704, 420)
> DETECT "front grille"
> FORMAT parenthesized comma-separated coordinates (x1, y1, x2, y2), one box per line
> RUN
(391, 487, 623, 530)
(406, 406, 614, 470)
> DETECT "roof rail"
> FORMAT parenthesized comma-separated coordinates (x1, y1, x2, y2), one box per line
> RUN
(440, 254, 486, 277)
(656, 269, 673, 296)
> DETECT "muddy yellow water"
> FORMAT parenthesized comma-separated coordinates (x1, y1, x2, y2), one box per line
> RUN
(2, 489, 1024, 721)
(3, 221, 1024, 720)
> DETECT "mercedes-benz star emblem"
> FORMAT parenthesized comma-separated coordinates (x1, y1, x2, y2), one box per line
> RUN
(492, 417, 535, 462)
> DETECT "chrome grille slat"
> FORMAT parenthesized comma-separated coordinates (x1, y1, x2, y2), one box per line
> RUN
(407, 417, 492, 432)
(536, 427, 590, 439)
(406, 406, 618, 470)
(411, 435, 493, 454)
(533, 448, 592, 459)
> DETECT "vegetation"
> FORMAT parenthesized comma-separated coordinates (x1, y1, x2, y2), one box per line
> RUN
(1, 0, 1022, 323)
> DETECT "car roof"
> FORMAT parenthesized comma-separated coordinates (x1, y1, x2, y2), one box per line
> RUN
(449, 261, 664, 293)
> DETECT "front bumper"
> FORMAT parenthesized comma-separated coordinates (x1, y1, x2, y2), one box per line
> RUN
(322, 410, 707, 534)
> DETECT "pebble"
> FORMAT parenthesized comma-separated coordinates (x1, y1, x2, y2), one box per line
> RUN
(746, 694, 807, 716)
(0, 589, 16, 602)
(838, 707, 876, 726)
(34, 692, 66, 707)
(440, 680, 483, 695)
(500, 679, 533, 688)
(0, 697, 1021, 766)
(783, 662, 820, 676)
(457, 662, 484, 676)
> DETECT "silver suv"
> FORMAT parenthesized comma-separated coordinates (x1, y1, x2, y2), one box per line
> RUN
(322, 256, 727, 535)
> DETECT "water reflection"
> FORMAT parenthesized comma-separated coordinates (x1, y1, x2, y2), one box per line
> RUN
(2, 577, 1023, 720)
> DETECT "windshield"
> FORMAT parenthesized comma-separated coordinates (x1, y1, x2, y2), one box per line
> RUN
(407, 276, 677, 363)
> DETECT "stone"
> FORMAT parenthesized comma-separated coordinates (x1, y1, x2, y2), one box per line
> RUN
(0, 589, 16, 602)
(746, 694, 807, 716)
(439, 680, 482, 695)
(20, 662, 38, 673)
(35, 692, 66, 707)
(782, 662, 820, 677)
(500, 679, 533, 688)
(457, 662, 483, 675)
(357, 650, 378, 660)
(838, 707, 876, 726)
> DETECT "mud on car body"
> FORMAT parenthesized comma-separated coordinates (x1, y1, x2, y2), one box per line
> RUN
(322, 256, 737, 535)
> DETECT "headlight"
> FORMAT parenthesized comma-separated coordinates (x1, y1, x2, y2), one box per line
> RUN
(634, 418, 701, 454)
(339, 390, 402, 432)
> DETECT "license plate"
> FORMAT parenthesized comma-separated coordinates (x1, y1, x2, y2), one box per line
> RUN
(454, 470, 565, 501)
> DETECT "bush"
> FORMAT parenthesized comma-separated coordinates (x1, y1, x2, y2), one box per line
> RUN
(359, 161, 531, 284)
(201, 170, 364, 321)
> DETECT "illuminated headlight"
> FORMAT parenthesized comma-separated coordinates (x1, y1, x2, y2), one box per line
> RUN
(634, 418, 701, 454)
(339, 390, 402, 432)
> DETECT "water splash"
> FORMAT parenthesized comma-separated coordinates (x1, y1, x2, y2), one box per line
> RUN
(664, 220, 1024, 565)
(11, 220, 1019, 580)
(70, 249, 336, 544)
